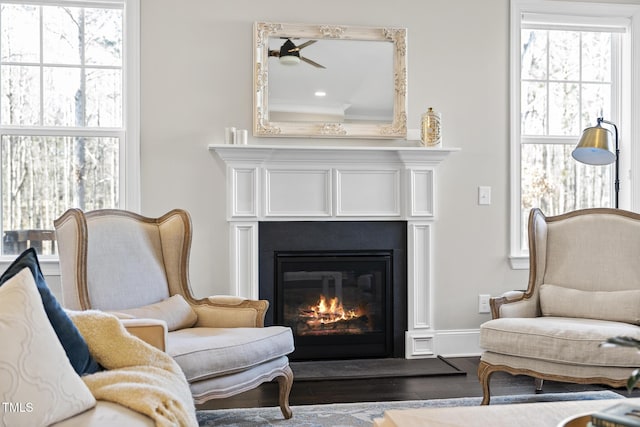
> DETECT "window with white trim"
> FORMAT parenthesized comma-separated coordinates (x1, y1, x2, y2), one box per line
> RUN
(0, 0, 138, 258)
(510, 0, 640, 266)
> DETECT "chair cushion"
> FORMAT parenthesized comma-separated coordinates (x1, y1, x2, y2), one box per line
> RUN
(0, 268, 96, 426)
(114, 294, 197, 331)
(480, 317, 640, 368)
(540, 283, 640, 324)
(167, 326, 294, 382)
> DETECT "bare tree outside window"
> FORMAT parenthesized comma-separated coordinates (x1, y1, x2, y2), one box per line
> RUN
(0, 2, 123, 255)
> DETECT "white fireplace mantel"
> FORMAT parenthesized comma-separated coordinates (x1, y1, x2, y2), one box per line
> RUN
(210, 144, 458, 165)
(209, 143, 459, 358)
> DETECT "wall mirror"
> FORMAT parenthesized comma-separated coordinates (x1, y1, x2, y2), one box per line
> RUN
(253, 22, 407, 139)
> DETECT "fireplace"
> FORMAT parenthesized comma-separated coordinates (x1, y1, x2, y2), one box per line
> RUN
(259, 221, 406, 360)
(210, 144, 458, 358)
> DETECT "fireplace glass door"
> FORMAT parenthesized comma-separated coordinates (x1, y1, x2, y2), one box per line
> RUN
(275, 251, 393, 360)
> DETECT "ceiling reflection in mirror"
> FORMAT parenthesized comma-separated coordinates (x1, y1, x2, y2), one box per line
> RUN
(268, 38, 394, 123)
(254, 22, 407, 139)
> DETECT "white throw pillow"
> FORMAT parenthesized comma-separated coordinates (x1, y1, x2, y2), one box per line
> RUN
(540, 283, 640, 324)
(0, 268, 96, 426)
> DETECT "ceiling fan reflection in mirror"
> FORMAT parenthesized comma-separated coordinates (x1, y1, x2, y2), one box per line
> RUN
(269, 38, 326, 69)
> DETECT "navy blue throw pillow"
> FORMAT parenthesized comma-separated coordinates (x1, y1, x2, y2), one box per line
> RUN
(0, 248, 102, 375)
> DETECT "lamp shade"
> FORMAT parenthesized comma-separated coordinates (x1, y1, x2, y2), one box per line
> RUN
(571, 124, 616, 165)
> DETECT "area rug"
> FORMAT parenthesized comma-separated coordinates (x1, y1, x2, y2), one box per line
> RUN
(291, 356, 464, 381)
(196, 390, 623, 427)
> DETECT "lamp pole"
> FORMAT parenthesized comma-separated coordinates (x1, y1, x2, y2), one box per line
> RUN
(597, 117, 619, 209)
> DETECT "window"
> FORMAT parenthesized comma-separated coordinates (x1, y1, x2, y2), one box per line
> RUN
(520, 26, 618, 247)
(0, 0, 139, 259)
(510, 0, 640, 267)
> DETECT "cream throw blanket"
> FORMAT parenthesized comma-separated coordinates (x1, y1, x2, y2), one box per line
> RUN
(68, 310, 198, 427)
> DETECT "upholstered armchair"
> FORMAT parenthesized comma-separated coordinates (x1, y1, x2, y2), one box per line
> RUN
(479, 208, 640, 405)
(54, 208, 294, 418)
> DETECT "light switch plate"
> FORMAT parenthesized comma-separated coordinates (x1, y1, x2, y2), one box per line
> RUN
(478, 186, 491, 205)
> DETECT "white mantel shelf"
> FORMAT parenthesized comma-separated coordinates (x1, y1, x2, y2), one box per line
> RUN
(209, 143, 460, 165)
(209, 142, 460, 359)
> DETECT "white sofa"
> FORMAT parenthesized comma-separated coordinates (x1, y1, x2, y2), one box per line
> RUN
(479, 208, 640, 405)
(51, 401, 154, 426)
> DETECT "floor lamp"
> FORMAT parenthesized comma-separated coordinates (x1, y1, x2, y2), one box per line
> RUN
(571, 117, 619, 209)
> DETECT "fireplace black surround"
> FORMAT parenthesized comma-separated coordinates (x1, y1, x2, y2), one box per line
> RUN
(259, 221, 407, 360)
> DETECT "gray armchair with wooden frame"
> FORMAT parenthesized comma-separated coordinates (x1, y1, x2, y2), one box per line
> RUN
(479, 208, 640, 405)
(54, 208, 294, 418)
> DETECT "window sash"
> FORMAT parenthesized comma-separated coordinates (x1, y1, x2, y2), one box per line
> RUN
(520, 28, 621, 139)
(0, 1, 125, 128)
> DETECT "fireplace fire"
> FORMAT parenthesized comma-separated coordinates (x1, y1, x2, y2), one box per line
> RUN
(296, 294, 369, 335)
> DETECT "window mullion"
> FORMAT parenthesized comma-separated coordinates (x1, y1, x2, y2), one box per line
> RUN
(0, 127, 123, 138)
(39, 4, 44, 126)
(2, 0, 123, 9)
(545, 29, 550, 136)
(521, 136, 576, 145)
(79, 7, 85, 127)
(578, 32, 583, 130)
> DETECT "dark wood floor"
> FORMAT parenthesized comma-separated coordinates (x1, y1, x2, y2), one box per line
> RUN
(196, 356, 640, 411)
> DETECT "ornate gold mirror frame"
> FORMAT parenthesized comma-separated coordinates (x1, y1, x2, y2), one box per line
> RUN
(253, 22, 407, 139)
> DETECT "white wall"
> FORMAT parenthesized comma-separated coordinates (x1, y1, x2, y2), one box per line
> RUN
(139, 0, 529, 342)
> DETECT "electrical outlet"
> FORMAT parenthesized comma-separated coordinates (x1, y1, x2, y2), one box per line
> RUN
(479, 294, 491, 313)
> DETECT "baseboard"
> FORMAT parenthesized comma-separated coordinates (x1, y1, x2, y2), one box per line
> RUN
(433, 328, 482, 357)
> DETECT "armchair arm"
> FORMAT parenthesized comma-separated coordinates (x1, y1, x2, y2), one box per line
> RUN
(490, 290, 538, 319)
(191, 296, 269, 328)
(120, 318, 168, 352)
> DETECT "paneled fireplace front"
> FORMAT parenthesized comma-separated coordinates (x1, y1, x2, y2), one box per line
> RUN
(259, 221, 407, 361)
(210, 144, 459, 358)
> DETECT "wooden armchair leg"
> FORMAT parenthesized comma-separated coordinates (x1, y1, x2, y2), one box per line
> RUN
(277, 365, 294, 419)
(477, 360, 493, 405)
